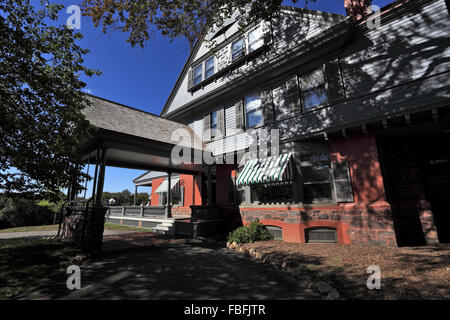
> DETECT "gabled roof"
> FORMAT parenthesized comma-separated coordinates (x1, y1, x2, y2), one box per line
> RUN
(159, 5, 346, 118)
(133, 171, 167, 185)
(83, 93, 204, 149)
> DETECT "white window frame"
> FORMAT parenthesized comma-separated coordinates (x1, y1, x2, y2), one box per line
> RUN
(193, 64, 203, 86)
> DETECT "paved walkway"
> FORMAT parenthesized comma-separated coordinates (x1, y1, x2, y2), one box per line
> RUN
(16, 232, 319, 300)
(0, 229, 137, 239)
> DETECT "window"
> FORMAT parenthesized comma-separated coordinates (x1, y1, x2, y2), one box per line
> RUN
(299, 68, 327, 110)
(301, 151, 333, 202)
(266, 226, 282, 240)
(211, 111, 218, 139)
(193, 64, 203, 85)
(231, 38, 245, 61)
(205, 57, 215, 79)
(306, 227, 337, 243)
(245, 93, 263, 128)
(272, 76, 301, 119)
(248, 25, 264, 52)
(251, 183, 293, 204)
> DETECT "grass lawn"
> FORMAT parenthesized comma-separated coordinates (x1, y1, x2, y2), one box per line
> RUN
(0, 223, 146, 233)
(0, 238, 81, 299)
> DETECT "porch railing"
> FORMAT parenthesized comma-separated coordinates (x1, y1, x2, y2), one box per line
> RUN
(107, 206, 165, 217)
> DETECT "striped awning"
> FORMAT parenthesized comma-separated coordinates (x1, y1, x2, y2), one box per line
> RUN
(155, 178, 180, 194)
(236, 153, 293, 187)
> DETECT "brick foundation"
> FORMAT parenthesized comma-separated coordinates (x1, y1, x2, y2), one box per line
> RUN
(239, 201, 398, 246)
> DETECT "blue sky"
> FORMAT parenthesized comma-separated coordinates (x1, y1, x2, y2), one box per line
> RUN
(47, 0, 393, 196)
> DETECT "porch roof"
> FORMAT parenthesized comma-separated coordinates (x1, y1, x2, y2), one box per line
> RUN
(78, 94, 206, 174)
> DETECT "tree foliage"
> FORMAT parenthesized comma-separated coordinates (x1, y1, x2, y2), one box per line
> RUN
(101, 189, 150, 206)
(81, 0, 317, 49)
(0, 0, 100, 200)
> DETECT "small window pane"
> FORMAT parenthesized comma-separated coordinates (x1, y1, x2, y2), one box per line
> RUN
(304, 183, 332, 201)
(211, 111, 218, 125)
(245, 93, 261, 111)
(194, 65, 203, 85)
(232, 38, 245, 60)
(302, 165, 330, 182)
(302, 86, 327, 110)
(252, 184, 292, 204)
(246, 109, 263, 128)
(300, 69, 325, 90)
(245, 93, 263, 128)
(205, 57, 214, 78)
(248, 26, 263, 52)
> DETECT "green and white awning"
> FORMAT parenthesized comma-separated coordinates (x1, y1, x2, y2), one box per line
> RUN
(236, 153, 293, 187)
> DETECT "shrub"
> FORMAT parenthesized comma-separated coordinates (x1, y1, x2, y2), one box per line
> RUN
(0, 196, 55, 229)
(227, 220, 272, 244)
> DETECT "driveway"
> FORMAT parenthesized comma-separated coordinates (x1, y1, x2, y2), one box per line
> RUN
(16, 232, 319, 300)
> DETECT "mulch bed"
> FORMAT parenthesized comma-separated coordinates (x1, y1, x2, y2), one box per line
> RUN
(239, 241, 450, 300)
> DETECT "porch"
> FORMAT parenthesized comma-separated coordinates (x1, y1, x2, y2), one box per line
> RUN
(61, 94, 222, 250)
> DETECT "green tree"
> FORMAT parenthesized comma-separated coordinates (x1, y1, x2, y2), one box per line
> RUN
(0, 0, 100, 201)
(81, 0, 318, 48)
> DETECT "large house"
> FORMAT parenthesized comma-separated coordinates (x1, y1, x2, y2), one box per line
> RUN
(125, 0, 450, 246)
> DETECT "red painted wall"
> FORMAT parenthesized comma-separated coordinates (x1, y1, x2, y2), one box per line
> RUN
(150, 174, 203, 208)
(150, 178, 164, 206)
(330, 134, 387, 203)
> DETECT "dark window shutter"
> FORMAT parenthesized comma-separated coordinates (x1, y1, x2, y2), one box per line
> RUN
(188, 69, 194, 90)
(331, 161, 354, 202)
(262, 86, 274, 123)
(217, 108, 225, 138)
(286, 76, 301, 113)
(235, 100, 245, 132)
(203, 114, 211, 142)
(324, 59, 346, 103)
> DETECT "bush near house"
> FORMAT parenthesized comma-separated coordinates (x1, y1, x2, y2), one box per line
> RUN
(227, 220, 272, 244)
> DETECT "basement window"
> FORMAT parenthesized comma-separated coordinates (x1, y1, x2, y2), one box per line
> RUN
(266, 226, 282, 240)
(305, 227, 337, 243)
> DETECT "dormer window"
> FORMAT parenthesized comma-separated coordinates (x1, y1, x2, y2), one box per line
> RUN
(205, 57, 215, 79)
(193, 64, 203, 86)
(248, 25, 264, 53)
(231, 38, 245, 61)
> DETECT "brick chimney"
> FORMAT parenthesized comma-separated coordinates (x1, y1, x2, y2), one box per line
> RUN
(344, 0, 373, 21)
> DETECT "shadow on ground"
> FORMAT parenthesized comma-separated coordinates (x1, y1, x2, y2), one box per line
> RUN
(14, 233, 318, 300)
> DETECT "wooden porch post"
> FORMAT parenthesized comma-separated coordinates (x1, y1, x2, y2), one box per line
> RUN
(91, 148, 100, 206)
(134, 185, 138, 206)
(95, 148, 107, 207)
